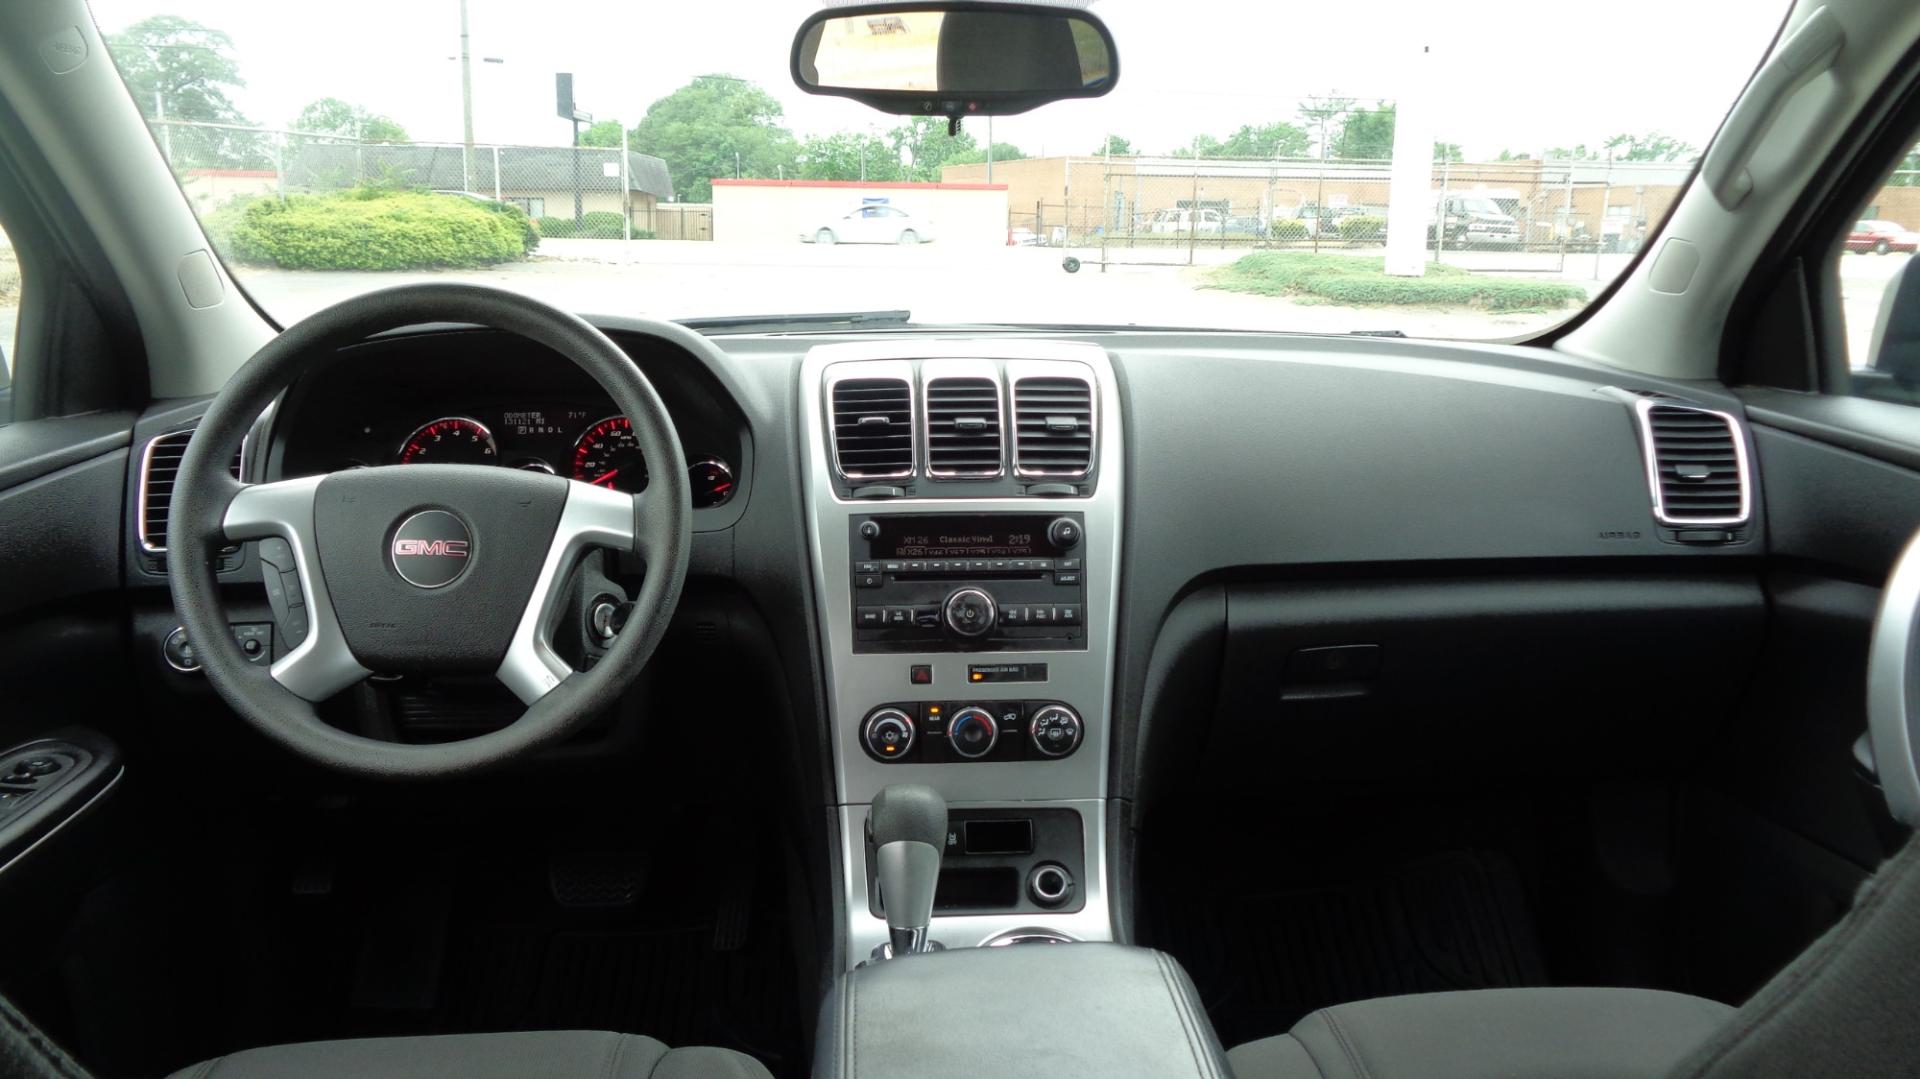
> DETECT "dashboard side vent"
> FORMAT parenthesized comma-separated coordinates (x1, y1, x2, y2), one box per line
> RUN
(924, 376, 1004, 478)
(140, 429, 244, 552)
(1012, 375, 1094, 479)
(829, 377, 915, 481)
(1637, 401, 1750, 526)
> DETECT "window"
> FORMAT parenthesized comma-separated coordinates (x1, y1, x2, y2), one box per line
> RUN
(1835, 138, 1920, 404)
(0, 219, 19, 422)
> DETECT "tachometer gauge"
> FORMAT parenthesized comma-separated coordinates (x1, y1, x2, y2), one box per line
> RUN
(397, 417, 497, 465)
(571, 415, 649, 492)
(689, 456, 735, 508)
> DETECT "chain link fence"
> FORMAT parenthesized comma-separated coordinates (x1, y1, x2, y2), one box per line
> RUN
(1058, 155, 1687, 275)
(151, 119, 680, 245)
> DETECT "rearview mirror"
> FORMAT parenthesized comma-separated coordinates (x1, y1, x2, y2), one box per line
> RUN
(791, 2, 1118, 119)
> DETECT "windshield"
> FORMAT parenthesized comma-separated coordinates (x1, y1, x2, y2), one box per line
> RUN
(90, 0, 1786, 339)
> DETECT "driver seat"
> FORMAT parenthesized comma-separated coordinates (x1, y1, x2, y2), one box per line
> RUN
(161, 1032, 772, 1079)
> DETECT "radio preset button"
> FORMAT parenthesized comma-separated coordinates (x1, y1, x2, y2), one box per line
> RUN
(1031, 606, 1055, 624)
(1058, 605, 1081, 625)
(856, 561, 881, 574)
(856, 607, 884, 628)
(1000, 605, 1028, 625)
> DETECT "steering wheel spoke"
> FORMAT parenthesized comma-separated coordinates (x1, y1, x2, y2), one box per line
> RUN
(223, 476, 373, 702)
(496, 480, 644, 705)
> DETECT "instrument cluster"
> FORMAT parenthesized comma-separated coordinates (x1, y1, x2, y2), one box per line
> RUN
(381, 405, 735, 509)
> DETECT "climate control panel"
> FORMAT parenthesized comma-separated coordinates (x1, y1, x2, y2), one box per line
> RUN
(861, 701, 1083, 764)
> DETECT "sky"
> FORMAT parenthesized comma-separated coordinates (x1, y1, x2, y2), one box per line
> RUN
(85, 0, 1791, 162)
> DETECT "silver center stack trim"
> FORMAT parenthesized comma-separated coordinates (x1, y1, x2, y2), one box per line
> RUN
(799, 340, 1124, 968)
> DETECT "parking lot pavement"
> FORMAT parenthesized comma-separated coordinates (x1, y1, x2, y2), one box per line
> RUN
(227, 240, 1909, 350)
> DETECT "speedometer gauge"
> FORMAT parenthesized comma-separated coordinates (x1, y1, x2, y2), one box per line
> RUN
(571, 416, 649, 493)
(397, 417, 497, 465)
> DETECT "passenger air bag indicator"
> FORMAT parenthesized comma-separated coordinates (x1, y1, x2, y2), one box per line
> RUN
(967, 663, 1047, 684)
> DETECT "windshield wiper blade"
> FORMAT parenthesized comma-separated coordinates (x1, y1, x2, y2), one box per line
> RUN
(1348, 329, 1409, 338)
(678, 310, 912, 333)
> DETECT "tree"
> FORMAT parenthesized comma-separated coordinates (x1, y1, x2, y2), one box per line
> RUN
(1495, 149, 1533, 162)
(944, 143, 1027, 167)
(1434, 142, 1464, 163)
(1095, 135, 1134, 156)
(580, 120, 625, 148)
(291, 97, 408, 143)
(1544, 144, 1597, 160)
(1297, 94, 1356, 158)
(631, 75, 799, 202)
(106, 15, 264, 168)
(1170, 134, 1226, 159)
(797, 131, 902, 181)
(888, 116, 978, 181)
(1603, 132, 1697, 163)
(1330, 102, 1395, 160)
(1219, 122, 1310, 159)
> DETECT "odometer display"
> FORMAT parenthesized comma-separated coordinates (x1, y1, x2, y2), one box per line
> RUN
(571, 415, 649, 493)
(397, 417, 497, 465)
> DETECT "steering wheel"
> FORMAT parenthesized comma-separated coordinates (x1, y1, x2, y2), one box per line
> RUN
(1870, 525, 1920, 827)
(166, 284, 692, 779)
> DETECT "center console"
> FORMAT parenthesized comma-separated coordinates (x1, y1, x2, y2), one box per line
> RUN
(800, 341, 1122, 963)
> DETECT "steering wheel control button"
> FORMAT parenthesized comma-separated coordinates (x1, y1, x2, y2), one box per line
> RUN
(1029, 704, 1084, 758)
(947, 706, 999, 759)
(163, 627, 201, 673)
(389, 509, 473, 589)
(232, 623, 273, 665)
(862, 707, 917, 762)
(943, 588, 998, 639)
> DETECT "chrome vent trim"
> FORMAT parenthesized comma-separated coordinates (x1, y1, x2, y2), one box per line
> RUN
(139, 428, 244, 553)
(1635, 399, 1751, 527)
(1011, 368, 1096, 480)
(923, 365, 1005, 479)
(826, 370, 916, 481)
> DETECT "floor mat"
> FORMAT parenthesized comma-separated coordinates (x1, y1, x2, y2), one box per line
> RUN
(1154, 849, 1549, 1048)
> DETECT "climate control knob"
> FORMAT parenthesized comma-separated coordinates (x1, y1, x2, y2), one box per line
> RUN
(862, 707, 917, 762)
(947, 706, 999, 759)
(943, 588, 998, 639)
(1028, 704, 1084, 758)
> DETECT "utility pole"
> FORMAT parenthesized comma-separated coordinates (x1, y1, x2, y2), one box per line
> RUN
(987, 116, 995, 183)
(459, 0, 474, 191)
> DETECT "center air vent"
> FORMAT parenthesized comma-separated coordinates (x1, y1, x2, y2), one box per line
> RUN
(1636, 401, 1749, 526)
(924, 376, 1004, 478)
(830, 377, 915, 481)
(140, 429, 244, 553)
(1012, 375, 1094, 479)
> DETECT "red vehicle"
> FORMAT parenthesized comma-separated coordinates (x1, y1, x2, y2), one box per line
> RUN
(1846, 218, 1920, 254)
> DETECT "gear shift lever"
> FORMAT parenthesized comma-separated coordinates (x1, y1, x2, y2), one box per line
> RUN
(869, 783, 947, 957)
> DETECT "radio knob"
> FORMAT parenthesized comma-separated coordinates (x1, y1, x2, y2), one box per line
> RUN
(942, 588, 998, 639)
(948, 706, 999, 759)
(1028, 704, 1084, 758)
(862, 708, 917, 762)
(1046, 517, 1081, 550)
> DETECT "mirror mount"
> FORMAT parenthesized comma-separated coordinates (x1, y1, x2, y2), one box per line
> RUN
(790, 1, 1119, 120)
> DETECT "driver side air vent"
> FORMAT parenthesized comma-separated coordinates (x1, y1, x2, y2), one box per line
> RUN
(924, 376, 1004, 478)
(829, 377, 915, 481)
(1012, 375, 1094, 479)
(1637, 401, 1750, 526)
(140, 428, 244, 552)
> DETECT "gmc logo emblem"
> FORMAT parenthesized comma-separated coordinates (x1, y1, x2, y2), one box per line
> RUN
(393, 538, 469, 558)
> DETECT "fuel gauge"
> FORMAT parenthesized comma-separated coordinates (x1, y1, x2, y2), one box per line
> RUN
(689, 456, 735, 508)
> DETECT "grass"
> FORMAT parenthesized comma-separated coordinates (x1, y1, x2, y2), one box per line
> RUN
(1206, 252, 1589, 313)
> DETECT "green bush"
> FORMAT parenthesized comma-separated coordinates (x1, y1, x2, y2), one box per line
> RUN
(1337, 215, 1386, 242)
(1270, 219, 1309, 242)
(201, 194, 267, 254)
(228, 189, 526, 271)
(477, 198, 538, 255)
(537, 211, 630, 239)
(1207, 252, 1587, 312)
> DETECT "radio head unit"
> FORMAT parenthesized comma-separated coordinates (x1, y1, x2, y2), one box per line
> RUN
(850, 512, 1086, 653)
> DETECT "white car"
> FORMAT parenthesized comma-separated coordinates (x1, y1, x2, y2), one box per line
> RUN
(803, 204, 935, 245)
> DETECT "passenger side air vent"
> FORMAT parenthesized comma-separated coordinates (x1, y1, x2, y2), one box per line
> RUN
(1012, 375, 1094, 479)
(140, 428, 244, 552)
(829, 377, 915, 481)
(1636, 401, 1749, 526)
(924, 376, 1004, 478)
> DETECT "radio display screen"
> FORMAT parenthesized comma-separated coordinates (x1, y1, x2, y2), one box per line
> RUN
(870, 515, 1062, 559)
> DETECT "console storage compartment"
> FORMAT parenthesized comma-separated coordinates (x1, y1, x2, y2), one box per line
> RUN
(815, 943, 1228, 1079)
